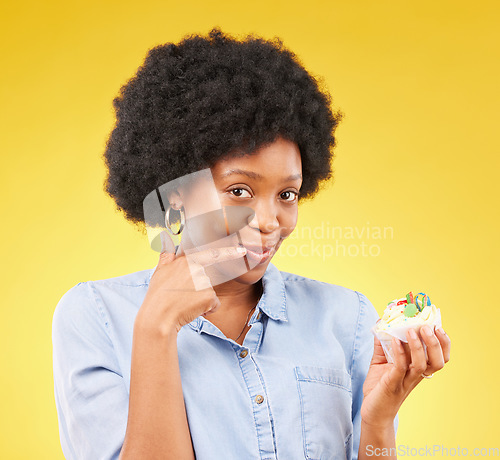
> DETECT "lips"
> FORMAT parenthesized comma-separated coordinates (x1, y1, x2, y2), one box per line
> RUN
(239, 243, 277, 265)
(240, 241, 279, 253)
(242, 245, 272, 254)
(245, 248, 272, 264)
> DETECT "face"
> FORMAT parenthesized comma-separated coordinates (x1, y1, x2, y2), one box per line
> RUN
(175, 135, 302, 286)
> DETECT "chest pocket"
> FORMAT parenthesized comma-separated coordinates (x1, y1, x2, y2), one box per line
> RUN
(294, 365, 353, 460)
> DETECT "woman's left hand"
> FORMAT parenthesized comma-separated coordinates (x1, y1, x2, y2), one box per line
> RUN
(360, 325, 451, 428)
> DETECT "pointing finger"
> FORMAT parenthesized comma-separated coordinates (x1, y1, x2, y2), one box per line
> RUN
(187, 246, 247, 267)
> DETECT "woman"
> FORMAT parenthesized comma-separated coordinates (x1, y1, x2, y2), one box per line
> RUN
(52, 27, 451, 460)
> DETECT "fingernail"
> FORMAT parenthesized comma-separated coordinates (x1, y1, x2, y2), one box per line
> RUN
(237, 246, 247, 254)
(409, 328, 418, 339)
(422, 325, 433, 336)
(394, 338, 403, 351)
(437, 327, 446, 335)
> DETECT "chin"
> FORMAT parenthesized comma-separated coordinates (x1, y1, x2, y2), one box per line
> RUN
(204, 254, 273, 287)
(231, 259, 271, 285)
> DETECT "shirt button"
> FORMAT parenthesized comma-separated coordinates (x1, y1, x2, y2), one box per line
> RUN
(239, 349, 248, 358)
(255, 395, 264, 404)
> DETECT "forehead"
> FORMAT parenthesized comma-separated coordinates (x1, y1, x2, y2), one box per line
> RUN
(212, 137, 302, 179)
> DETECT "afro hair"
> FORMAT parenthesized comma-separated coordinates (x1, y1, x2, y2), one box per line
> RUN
(103, 26, 344, 233)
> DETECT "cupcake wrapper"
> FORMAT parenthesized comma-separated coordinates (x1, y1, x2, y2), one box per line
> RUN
(378, 338, 429, 364)
(371, 309, 442, 364)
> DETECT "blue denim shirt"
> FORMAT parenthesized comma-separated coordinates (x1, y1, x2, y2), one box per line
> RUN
(52, 261, 398, 460)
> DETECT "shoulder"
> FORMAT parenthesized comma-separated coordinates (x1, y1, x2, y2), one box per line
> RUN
(278, 268, 362, 306)
(87, 267, 155, 287)
(54, 267, 153, 308)
(52, 267, 154, 339)
(277, 268, 379, 328)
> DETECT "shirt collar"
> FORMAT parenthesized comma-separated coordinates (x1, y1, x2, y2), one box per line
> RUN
(253, 261, 288, 322)
(146, 261, 288, 332)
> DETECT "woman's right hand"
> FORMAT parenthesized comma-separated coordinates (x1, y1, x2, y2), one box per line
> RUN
(135, 244, 247, 336)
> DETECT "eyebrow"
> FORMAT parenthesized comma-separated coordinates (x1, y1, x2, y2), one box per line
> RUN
(220, 168, 302, 182)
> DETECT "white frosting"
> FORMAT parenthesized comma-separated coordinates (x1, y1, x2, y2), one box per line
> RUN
(372, 296, 442, 342)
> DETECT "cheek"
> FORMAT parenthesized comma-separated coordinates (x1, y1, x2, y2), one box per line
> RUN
(182, 180, 221, 219)
(279, 208, 298, 238)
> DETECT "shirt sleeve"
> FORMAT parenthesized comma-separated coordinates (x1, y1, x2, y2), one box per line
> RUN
(350, 291, 399, 460)
(52, 281, 129, 460)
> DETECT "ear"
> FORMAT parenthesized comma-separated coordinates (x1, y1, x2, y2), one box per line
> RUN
(166, 189, 183, 210)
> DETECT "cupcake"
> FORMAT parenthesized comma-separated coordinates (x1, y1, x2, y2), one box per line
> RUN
(371, 291, 442, 364)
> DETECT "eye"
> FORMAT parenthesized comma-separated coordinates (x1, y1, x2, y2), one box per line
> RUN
(280, 190, 299, 202)
(228, 187, 252, 198)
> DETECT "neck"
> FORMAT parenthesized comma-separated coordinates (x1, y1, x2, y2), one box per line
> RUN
(213, 278, 263, 311)
(176, 242, 263, 311)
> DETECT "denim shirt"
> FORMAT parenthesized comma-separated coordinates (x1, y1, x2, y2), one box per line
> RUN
(52, 261, 398, 460)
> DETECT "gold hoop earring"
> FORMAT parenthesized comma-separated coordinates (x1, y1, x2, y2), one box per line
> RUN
(165, 206, 185, 235)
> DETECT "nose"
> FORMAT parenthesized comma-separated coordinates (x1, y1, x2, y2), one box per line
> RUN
(247, 200, 279, 234)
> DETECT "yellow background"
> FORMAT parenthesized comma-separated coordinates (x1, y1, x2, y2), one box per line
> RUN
(1, 0, 498, 457)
